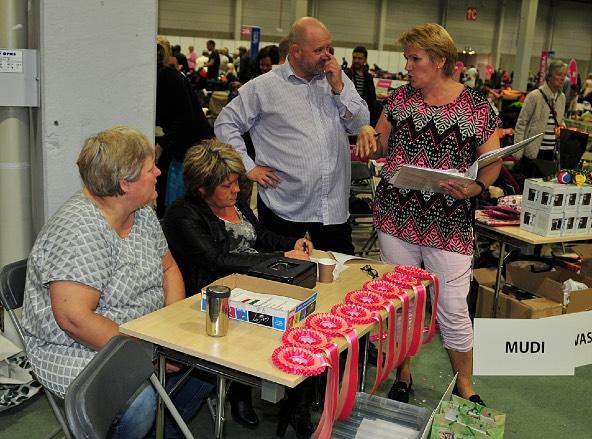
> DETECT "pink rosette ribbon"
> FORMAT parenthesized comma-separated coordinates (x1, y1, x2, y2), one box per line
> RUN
(271, 345, 328, 376)
(363, 280, 401, 299)
(394, 265, 440, 344)
(282, 327, 331, 353)
(382, 271, 419, 289)
(305, 313, 359, 421)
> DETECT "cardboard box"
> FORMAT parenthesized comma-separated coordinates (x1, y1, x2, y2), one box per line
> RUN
(506, 263, 592, 313)
(572, 244, 592, 278)
(201, 274, 317, 331)
(476, 285, 562, 319)
(474, 268, 560, 319)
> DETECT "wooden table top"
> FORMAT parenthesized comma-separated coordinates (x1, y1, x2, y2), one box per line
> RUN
(120, 259, 410, 387)
(475, 223, 592, 245)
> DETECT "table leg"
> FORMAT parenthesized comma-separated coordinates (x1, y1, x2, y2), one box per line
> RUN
(214, 375, 226, 439)
(359, 334, 369, 392)
(491, 240, 506, 318)
(156, 354, 166, 439)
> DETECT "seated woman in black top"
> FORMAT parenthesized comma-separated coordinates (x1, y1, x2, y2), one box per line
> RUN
(161, 139, 312, 430)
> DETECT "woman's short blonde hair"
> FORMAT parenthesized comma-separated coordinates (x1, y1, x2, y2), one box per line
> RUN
(183, 139, 246, 199)
(157, 36, 172, 65)
(398, 23, 457, 77)
(77, 125, 153, 197)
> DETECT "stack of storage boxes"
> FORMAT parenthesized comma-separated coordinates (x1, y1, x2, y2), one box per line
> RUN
(520, 178, 592, 236)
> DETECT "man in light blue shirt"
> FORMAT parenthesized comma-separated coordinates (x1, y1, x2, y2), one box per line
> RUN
(215, 17, 369, 254)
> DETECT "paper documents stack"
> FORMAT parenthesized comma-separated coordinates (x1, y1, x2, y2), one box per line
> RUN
(389, 133, 543, 194)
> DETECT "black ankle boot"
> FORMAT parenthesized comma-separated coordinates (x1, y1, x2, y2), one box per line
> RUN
(276, 400, 314, 439)
(229, 384, 259, 428)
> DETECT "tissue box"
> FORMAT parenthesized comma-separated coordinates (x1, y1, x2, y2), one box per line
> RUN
(201, 274, 317, 331)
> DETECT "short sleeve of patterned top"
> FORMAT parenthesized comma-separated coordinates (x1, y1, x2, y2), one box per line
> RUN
(374, 84, 500, 255)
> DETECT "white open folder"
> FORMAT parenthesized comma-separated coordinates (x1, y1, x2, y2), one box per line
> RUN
(389, 133, 544, 194)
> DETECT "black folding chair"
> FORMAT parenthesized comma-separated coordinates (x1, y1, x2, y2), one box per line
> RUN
(350, 161, 378, 255)
(0, 259, 71, 439)
(65, 335, 195, 439)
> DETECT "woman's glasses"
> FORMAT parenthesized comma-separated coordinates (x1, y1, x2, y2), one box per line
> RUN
(360, 264, 378, 279)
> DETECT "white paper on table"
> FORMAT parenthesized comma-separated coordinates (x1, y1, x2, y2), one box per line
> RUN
(389, 133, 544, 194)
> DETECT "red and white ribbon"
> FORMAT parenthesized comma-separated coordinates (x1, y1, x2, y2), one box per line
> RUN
(394, 265, 440, 343)
(305, 313, 359, 421)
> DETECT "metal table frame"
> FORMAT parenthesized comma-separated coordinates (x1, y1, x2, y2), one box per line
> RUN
(154, 340, 372, 439)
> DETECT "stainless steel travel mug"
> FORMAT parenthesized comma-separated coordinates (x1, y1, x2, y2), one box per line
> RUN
(205, 285, 231, 337)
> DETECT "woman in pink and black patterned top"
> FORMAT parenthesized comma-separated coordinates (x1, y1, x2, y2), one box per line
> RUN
(356, 23, 501, 406)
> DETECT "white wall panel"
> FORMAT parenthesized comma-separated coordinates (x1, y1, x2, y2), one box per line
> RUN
(384, 0, 440, 47)
(40, 0, 156, 219)
(551, 0, 592, 61)
(159, 0, 233, 34)
(317, 0, 377, 45)
(242, 0, 294, 39)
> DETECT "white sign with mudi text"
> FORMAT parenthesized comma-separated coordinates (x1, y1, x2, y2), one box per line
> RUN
(473, 317, 574, 376)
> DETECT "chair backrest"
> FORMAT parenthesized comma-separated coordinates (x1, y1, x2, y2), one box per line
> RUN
(1, 258, 73, 438)
(65, 336, 155, 439)
(0, 259, 27, 310)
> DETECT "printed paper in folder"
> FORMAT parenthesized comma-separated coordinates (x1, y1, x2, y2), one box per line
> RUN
(389, 133, 543, 194)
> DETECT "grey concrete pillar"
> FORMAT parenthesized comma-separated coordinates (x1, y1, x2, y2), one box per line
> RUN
(233, 0, 243, 41)
(492, 0, 506, 69)
(0, 0, 34, 267)
(376, 0, 387, 51)
(293, 0, 309, 20)
(514, 0, 539, 91)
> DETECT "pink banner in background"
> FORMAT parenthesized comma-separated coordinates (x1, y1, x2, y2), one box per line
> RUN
(569, 59, 578, 85)
(538, 51, 549, 87)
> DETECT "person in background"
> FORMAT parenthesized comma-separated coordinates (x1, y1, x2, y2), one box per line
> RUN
(228, 81, 241, 102)
(195, 49, 209, 72)
(356, 23, 501, 407)
(215, 17, 369, 255)
(512, 59, 567, 176)
(582, 73, 592, 102)
(21, 126, 213, 439)
(256, 45, 280, 75)
(278, 37, 290, 64)
(172, 45, 189, 73)
(161, 139, 312, 431)
(187, 45, 197, 72)
(206, 39, 220, 80)
(156, 37, 213, 216)
(219, 47, 230, 73)
(344, 46, 378, 126)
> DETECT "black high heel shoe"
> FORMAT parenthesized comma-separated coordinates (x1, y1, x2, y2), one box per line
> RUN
(452, 384, 486, 406)
(387, 375, 413, 403)
(276, 400, 314, 439)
